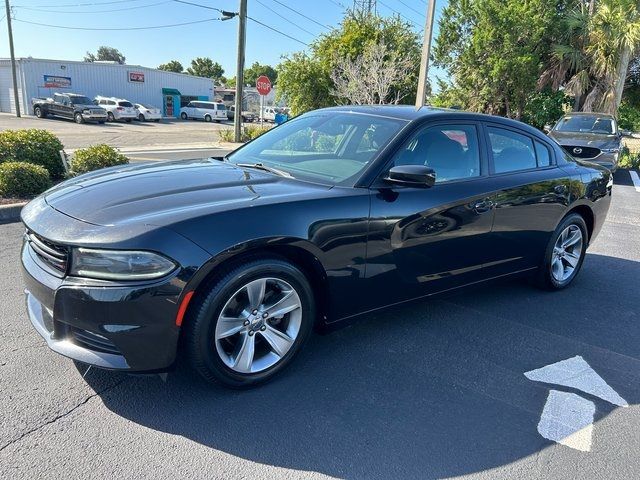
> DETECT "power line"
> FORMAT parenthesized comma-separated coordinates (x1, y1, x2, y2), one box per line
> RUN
(395, 0, 424, 17)
(172, 0, 224, 13)
(247, 16, 309, 46)
(269, 0, 331, 30)
(13, 16, 224, 30)
(327, 0, 346, 8)
(377, 0, 420, 27)
(255, 0, 317, 37)
(14, 1, 170, 14)
(14, 0, 149, 7)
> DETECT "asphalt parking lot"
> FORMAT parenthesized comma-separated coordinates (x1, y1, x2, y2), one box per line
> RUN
(1, 171, 639, 479)
(0, 112, 239, 149)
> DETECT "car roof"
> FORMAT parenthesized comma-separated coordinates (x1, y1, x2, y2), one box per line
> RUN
(560, 111, 615, 119)
(311, 105, 547, 138)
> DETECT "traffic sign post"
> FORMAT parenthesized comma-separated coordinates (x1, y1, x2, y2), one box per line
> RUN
(256, 75, 272, 125)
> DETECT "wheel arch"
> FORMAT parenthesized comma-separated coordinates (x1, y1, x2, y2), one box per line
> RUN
(180, 238, 330, 333)
(565, 204, 594, 242)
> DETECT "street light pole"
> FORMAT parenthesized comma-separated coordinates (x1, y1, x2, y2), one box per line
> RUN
(4, 0, 21, 117)
(233, 0, 247, 143)
(415, 0, 436, 109)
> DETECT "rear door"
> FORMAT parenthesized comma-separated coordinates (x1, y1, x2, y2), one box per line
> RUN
(481, 123, 575, 276)
(366, 121, 497, 307)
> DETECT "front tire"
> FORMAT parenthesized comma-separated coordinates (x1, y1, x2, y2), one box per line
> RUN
(536, 213, 588, 290)
(138, 113, 145, 122)
(74, 112, 84, 124)
(184, 258, 315, 388)
(34, 106, 46, 118)
(181, 112, 188, 120)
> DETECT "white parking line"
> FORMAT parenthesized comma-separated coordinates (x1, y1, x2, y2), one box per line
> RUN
(525, 356, 628, 407)
(537, 390, 595, 452)
(630, 170, 640, 193)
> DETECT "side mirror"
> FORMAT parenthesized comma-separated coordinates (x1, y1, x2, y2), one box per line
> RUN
(543, 125, 552, 133)
(385, 165, 436, 188)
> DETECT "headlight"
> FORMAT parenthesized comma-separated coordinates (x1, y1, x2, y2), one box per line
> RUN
(83, 109, 91, 114)
(70, 248, 177, 280)
(601, 147, 620, 153)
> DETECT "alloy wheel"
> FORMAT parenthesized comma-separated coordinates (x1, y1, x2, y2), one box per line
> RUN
(551, 224, 583, 283)
(214, 277, 302, 374)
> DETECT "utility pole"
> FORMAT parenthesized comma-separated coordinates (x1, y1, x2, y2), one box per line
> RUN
(4, 0, 21, 117)
(415, 0, 436, 109)
(234, 0, 247, 143)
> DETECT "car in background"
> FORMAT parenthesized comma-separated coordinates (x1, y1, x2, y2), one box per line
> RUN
(261, 106, 278, 122)
(32, 93, 107, 124)
(134, 103, 162, 122)
(227, 106, 256, 123)
(180, 101, 227, 122)
(547, 112, 623, 171)
(20, 106, 612, 388)
(95, 96, 138, 123)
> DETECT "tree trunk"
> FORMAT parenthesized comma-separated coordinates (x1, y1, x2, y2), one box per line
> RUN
(611, 45, 632, 115)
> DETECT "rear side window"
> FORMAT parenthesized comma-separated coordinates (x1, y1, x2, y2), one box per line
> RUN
(108, 100, 116, 106)
(488, 127, 536, 173)
(534, 141, 551, 167)
(393, 124, 481, 183)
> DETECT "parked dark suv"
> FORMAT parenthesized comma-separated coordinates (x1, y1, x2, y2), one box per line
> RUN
(547, 112, 623, 171)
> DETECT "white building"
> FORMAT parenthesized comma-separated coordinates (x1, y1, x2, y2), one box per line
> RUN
(0, 57, 215, 118)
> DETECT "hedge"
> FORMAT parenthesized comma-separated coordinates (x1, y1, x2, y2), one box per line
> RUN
(0, 161, 51, 198)
(69, 144, 129, 175)
(0, 129, 65, 179)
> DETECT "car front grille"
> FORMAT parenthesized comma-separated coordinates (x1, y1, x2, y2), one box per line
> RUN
(26, 231, 69, 276)
(561, 145, 601, 159)
(70, 327, 121, 355)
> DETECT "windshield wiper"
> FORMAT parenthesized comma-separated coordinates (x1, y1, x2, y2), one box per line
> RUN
(235, 163, 294, 178)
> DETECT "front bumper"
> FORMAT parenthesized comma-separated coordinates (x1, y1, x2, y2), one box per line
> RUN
(81, 112, 107, 122)
(21, 239, 183, 372)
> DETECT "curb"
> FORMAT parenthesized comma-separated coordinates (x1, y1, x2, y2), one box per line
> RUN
(0, 202, 26, 224)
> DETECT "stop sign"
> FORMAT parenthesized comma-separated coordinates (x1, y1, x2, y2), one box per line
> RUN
(256, 75, 272, 96)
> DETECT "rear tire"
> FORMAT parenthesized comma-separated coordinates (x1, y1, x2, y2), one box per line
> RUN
(107, 112, 115, 122)
(184, 257, 315, 388)
(536, 213, 588, 290)
(204, 114, 212, 122)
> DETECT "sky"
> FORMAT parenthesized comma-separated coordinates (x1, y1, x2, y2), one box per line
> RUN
(1, 0, 448, 88)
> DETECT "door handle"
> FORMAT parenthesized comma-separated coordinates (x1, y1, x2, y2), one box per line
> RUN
(473, 199, 495, 214)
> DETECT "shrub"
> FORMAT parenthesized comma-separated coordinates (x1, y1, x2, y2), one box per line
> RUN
(218, 129, 234, 142)
(522, 90, 571, 131)
(70, 144, 129, 175)
(0, 129, 65, 179)
(0, 161, 51, 198)
(618, 146, 640, 169)
(218, 125, 272, 143)
(617, 102, 640, 132)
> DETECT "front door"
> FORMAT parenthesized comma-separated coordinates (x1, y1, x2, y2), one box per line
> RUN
(366, 122, 496, 307)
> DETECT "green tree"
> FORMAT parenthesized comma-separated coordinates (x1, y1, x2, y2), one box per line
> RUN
(277, 13, 421, 115)
(434, 0, 564, 119)
(186, 57, 225, 82)
(244, 62, 278, 86)
(84, 46, 126, 64)
(157, 60, 184, 73)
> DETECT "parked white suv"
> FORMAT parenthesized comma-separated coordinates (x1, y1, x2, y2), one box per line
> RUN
(180, 101, 227, 122)
(95, 96, 138, 122)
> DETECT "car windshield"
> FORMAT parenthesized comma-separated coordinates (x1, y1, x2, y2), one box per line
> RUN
(69, 96, 93, 105)
(226, 112, 407, 186)
(554, 115, 616, 134)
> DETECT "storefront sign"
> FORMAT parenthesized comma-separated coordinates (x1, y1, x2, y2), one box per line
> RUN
(128, 71, 145, 83)
(43, 75, 71, 88)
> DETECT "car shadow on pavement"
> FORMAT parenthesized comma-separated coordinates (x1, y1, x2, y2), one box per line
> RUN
(82, 253, 640, 479)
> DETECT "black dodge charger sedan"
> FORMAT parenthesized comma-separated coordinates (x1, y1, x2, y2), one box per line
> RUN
(21, 106, 612, 387)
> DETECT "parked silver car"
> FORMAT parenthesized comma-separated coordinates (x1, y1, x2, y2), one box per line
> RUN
(547, 112, 623, 171)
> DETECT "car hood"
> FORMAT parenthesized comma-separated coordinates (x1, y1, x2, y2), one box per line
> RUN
(549, 131, 618, 147)
(43, 159, 331, 227)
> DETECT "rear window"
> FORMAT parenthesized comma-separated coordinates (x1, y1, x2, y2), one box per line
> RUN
(217, 104, 226, 111)
(118, 101, 133, 107)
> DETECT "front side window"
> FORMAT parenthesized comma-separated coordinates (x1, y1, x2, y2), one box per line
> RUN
(227, 113, 406, 185)
(488, 127, 537, 173)
(392, 124, 481, 183)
